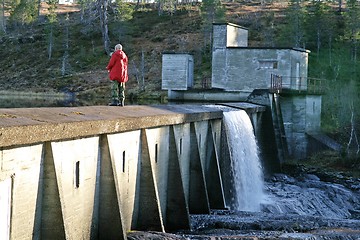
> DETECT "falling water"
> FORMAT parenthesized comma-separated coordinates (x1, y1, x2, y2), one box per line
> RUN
(223, 110, 265, 212)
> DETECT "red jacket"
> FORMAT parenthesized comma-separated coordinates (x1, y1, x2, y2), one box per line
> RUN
(106, 50, 128, 83)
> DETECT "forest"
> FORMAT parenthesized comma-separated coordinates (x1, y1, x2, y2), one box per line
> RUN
(0, 0, 359, 161)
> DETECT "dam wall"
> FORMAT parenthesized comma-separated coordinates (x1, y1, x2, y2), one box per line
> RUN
(0, 103, 265, 240)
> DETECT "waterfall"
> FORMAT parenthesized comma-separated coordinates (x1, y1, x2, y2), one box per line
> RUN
(223, 110, 265, 212)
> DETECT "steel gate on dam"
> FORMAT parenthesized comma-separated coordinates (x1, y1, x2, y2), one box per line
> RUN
(0, 103, 265, 240)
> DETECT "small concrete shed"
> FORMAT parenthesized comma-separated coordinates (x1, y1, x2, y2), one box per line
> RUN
(161, 53, 194, 90)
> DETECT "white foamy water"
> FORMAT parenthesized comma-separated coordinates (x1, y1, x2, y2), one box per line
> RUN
(223, 110, 265, 212)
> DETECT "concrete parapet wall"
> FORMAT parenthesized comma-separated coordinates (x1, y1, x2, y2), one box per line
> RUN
(0, 104, 266, 239)
(0, 105, 231, 239)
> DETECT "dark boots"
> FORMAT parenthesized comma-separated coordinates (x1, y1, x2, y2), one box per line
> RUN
(109, 99, 119, 106)
(109, 98, 125, 106)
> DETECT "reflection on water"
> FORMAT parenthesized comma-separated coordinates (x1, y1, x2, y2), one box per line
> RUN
(0, 97, 79, 108)
(0, 96, 165, 108)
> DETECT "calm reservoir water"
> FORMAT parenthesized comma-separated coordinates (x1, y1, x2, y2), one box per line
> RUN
(0, 96, 164, 108)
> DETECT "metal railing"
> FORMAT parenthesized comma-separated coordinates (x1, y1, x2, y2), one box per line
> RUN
(270, 74, 283, 93)
(270, 74, 328, 94)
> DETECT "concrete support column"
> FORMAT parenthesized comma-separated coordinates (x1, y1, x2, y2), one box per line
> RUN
(166, 126, 190, 231)
(189, 123, 210, 214)
(137, 129, 164, 231)
(98, 135, 124, 239)
(51, 137, 99, 240)
(205, 122, 226, 209)
(41, 142, 66, 240)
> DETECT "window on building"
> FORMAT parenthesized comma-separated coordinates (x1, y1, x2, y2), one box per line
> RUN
(258, 60, 278, 69)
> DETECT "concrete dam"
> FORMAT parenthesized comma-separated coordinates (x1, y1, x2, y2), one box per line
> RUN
(0, 102, 271, 240)
(1, 22, 340, 239)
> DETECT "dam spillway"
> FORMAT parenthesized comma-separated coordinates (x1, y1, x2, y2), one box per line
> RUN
(0, 103, 266, 240)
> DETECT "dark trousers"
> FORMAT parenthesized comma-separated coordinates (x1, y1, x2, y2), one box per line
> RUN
(111, 81, 125, 104)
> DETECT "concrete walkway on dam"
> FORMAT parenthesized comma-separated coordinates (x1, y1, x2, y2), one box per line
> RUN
(0, 104, 222, 148)
(0, 103, 264, 148)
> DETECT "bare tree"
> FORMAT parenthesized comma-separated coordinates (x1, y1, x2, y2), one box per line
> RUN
(1, 0, 6, 33)
(47, 24, 53, 60)
(98, 0, 110, 54)
(345, 0, 360, 62)
(346, 103, 360, 158)
(61, 14, 70, 76)
(140, 49, 145, 90)
(132, 50, 145, 91)
(46, 0, 57, 60)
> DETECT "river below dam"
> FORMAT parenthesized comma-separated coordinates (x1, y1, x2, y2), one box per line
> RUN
(128, 168, 360, 239)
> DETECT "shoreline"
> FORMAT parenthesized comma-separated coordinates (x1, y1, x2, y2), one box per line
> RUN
(0, 90, 70, 99)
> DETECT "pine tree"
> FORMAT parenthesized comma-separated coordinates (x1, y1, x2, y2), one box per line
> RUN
(304, 0, 335, 58)
(200, 0, 225, 51)
(9, 0, 38, 25)
(278, 0, 306, 48)
(345, 0, 360, 62)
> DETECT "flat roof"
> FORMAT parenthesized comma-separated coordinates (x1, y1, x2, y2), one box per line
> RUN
(227, 46, 311, 53)
(212, 22, 249, 30)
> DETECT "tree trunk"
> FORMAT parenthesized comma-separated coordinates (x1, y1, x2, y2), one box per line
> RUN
(135, 0, 141, 10)
(328, 34, 332, 65)
(62, 15, 70, 76)
(98, 0, 110, 54)
(38, 0, 41, 18)
(346, 105, 360, 158)
(1, 0, 6, 33)
(316, 28, 320, 60)
(338, 0, 342, 13)
(141, 50, 145, 91)
(48, 24, 53, 60)
(158, 0, 163, 16)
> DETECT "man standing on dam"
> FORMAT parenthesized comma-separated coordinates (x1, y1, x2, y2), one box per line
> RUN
(106, 43, 129, 106)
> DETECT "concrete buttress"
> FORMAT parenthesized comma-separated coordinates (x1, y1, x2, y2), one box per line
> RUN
(189, 122, 211, 214)
(137, 129, 164, 231)
(166, 126, 191, 231)
(98, 135, 124, 239)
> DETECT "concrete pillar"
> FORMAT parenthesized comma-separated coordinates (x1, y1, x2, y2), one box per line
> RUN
(144, 126, 170, 227)
(189, 122, 210, 214)
(137, 129, 164, 231)
(51, 137, 99, 239)
(219, 122, 234, 208)
(98, 135, 125, 240)
(165, 126, 190, 231)
(205, 122, 226, 209)
(1, 144, 43, 240)
(0, 178, 11, 240)
(173, 123, 191, 205)
(41, 142, 66, 240)
(107, 130, 141, 233)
